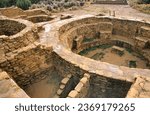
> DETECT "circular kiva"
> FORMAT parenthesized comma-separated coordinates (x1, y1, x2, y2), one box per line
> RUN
(46, 15, 150, 83)
(0, 17, 39, 53)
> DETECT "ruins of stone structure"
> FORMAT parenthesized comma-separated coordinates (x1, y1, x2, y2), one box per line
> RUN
(0, 6, 150, 98)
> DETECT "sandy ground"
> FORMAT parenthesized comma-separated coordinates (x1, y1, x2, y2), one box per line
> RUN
(56, 4, 150, 21)
(83, 46, 148, 69)
(25, 70, 62, 98)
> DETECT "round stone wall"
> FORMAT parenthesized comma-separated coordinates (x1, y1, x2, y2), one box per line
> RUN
(58, 16, 150, 69)
(0, 17, 39, 54)
(44, 15, 150, 84)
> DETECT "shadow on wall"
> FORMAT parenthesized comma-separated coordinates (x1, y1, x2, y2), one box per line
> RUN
(88, 75, 132, 98)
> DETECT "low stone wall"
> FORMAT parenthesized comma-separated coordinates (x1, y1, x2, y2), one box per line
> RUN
(0, 18, 39, 54)
(0, 7, 50, 18)
(55, 74, 80, 98)
(0, 7, 25, 18)
(0, 71, 29, 98)
(126, 77, 150, 98)
(25, 9, 50, 17)
(68, 73, 90, 98)
(0, 19, 26, 36)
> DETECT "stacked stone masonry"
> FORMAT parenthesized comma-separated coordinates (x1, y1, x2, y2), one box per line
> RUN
(68, 73, 90, 98)
(126, 77, 150, 98)
(0, 13, 150, 98)
(55, 74, 75, 98)
(0, 18, 39, 54)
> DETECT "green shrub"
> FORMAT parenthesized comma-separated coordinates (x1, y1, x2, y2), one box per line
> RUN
(0, 0, 9, 8)
(30, 0, 40, 4)
(16, 0, 31, 10)
(143, 0, 150, 3)
(8, 0, 16, 6)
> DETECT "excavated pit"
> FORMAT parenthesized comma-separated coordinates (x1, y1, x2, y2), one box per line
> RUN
(26, 15, 54, 23)
(0, 15, 150, 98)
(0, 20, 26, 36)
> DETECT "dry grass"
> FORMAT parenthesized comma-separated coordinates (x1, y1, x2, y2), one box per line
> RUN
(134, 4, 150, 14)
(128, 0, 150, 14)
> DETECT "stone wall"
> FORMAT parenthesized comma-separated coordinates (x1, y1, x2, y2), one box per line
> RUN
(0, 7, 50, 19)
(60, 22, 112, 50)
(0, 44, 53, 88)
(53, 52, 85, 78)
(59, 17, 150, 46)
(0, 71, 29, 98)
(24, 9, 50, 17)
(0, 18, 39, 54)
(1, 15, 150, 98)
(68, 73, 90, 98)
(88, 75, 132, 98)
(0, 7, 25, 18)
(0, 20, 26, 36)
(55, 74, 80, 98)
(126, 77, 150, 98)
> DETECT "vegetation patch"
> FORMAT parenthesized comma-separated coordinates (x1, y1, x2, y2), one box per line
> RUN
(0, 0, 85, 11)
(129, 60, 137, 68)
(128, 0, 150, 14)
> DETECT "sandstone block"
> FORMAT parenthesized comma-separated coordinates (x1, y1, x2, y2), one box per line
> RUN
(57, 89, 63, 95)
(75, 82, 84, 93)
(61, 78, 69, 85)
(144, 82, 150, 92)
(68, 90, 78, 98)
(126, 88, 139, 98)
(60, 84, 65, 89)
(80, 77, 88, 85)
(84, 73, 90, 79)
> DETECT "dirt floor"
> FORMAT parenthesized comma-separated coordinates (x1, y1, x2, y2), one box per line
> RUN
(81, 46, 148, 69)
(24, 70, 62, 98)
(56, 4, 150, 22)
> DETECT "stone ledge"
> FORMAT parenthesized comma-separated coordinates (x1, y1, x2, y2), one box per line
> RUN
(0, 71, 29, 98)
